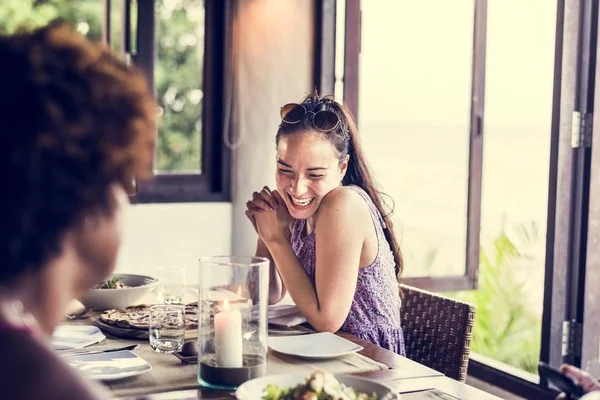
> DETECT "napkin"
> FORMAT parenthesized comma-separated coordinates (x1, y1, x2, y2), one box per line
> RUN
(51, 325, 106, 351)
(65, 299, 86, 316)
(269, 310, 308, 327)
(252, 304, 308, 327)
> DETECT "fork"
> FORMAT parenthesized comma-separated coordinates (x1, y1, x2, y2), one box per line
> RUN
(64, 308, 92, 320)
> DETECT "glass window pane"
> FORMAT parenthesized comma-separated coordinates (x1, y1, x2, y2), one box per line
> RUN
(0, 0, 102, 39)
(109, 0, 124, 53)
(359, 0, 475, 278)
(447, 0, 556, 374)
(155, 0, 204, 174)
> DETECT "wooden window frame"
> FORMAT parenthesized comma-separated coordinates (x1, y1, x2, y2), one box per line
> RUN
(103, 0, 231, 203)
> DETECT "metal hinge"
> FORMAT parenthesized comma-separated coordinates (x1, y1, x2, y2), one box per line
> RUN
(562, 320, 582, 358)
(471, 267, 480, 289)
(571, 111, 593, 148)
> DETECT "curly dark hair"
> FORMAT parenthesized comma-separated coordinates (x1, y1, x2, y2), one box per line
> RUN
(0, 21, 156, 284)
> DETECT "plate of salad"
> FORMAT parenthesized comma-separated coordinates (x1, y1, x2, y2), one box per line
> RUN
(236, 370, 399, 400)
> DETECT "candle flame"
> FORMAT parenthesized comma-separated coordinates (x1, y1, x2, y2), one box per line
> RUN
(224, 298, 229, 311)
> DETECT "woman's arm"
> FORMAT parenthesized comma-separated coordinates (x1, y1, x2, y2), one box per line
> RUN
(255, 237, 287, 304)
(260, 188, 370, 332)
(245, 186, 288, 305)
(561, 364, 600, 393)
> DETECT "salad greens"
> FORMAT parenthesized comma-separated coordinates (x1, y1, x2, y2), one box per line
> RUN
(94, 276, 128, 289)
(262, 371, 378, 400)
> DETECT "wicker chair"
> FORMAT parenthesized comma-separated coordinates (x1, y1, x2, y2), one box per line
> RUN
(400, 284, 476, 382)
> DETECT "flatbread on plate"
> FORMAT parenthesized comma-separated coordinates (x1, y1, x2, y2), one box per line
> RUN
(100, 303, 199, 331)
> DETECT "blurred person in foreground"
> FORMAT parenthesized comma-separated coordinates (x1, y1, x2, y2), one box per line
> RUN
(0, 21, 155, 399)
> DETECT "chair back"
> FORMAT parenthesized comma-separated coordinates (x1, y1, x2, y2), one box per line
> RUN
(400, 284, 476, 382)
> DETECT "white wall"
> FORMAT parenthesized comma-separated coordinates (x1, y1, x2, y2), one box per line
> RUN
(115, 203, 232, 284)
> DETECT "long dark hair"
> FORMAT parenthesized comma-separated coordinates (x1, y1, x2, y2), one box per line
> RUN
(276, 93, 403, 281)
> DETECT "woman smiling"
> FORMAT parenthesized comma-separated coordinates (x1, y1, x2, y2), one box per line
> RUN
(245, 93, 405, 355)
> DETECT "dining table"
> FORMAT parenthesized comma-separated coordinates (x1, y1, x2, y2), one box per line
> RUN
(60, 313, 502, 400)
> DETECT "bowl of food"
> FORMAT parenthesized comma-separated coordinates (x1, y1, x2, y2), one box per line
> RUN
(236, 370, 399, 400)
(79, 274, 159, 311)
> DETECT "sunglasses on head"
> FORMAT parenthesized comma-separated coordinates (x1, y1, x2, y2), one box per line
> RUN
(280, 103, 340, 132)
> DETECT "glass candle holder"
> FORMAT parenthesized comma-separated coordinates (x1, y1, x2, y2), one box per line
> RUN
(197, 256, 268, 389)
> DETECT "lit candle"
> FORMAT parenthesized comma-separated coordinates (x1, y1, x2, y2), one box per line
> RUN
(214, 298, 243, 367)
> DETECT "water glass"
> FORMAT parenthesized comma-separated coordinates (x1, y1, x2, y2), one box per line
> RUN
(158, 266, 186, 304)
(149, 304, 185, 353)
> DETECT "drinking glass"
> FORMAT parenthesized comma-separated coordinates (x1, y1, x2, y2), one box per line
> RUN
(149, 304, 185, 353)
(158, 266, 186, 304)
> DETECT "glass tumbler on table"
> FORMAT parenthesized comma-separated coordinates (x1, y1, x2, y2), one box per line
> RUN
(157, 266, 186, 304)
(149, 304, 185, 353)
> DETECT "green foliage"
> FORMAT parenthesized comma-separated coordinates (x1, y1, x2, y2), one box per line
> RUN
(155, 0, 203, 172)
(0, 0, 57, 34)
(446, 221, 542, 374)
(0, 0, 202, 173)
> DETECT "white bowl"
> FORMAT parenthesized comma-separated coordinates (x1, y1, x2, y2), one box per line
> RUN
(235, 373, 399, 400)
(79, 274, 159, 311)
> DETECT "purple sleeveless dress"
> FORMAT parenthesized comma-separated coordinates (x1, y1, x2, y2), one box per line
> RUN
(290, 186, 406, 356)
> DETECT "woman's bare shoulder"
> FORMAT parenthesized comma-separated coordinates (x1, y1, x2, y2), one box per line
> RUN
(320, 186, 366, 209)
(316, 186, 371, 227)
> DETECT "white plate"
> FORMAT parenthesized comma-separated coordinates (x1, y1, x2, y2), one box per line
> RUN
(63, 350, 152, 381)
(52, 325, 106, 351)
(235, 373, 399, 400)
(268, 332, 363, 359)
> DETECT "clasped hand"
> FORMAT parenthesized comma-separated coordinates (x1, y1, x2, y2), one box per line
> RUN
(245, 186, 293, 243)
